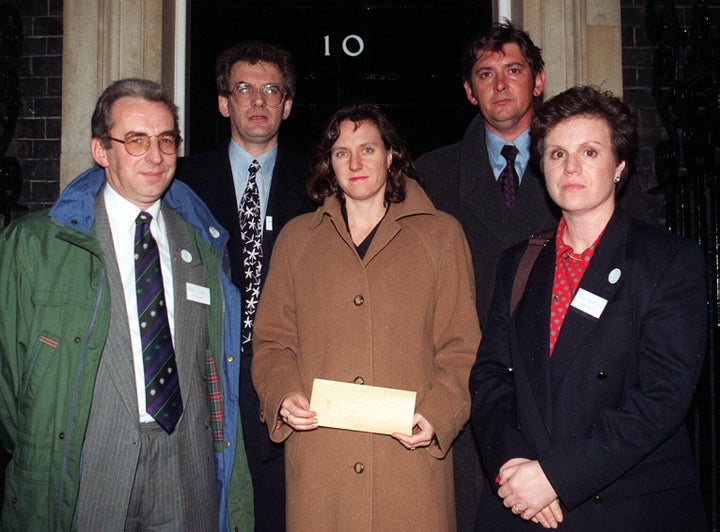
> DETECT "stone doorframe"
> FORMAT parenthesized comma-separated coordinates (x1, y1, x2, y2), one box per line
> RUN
(59, 0, 621, 187)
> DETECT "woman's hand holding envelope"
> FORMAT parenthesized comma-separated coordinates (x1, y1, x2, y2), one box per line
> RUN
(277, 392, 318, 432)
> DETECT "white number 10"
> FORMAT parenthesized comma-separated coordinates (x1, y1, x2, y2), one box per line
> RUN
(324, 34, 365, 57)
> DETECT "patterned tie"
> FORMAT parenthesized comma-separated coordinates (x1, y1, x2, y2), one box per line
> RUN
(499, 144, 520, 207)
(134, 211, 183, 433)
(239, 160, 263, 348)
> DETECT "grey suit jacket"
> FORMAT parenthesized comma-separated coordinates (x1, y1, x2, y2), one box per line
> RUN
(77, 194, 217, 530)
(416, 113, 559, 327)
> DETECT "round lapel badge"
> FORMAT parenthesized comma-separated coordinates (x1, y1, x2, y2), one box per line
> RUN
(608, 268, 621, 284)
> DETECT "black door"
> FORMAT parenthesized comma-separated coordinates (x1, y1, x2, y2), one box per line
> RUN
(186, 0, 492, 158)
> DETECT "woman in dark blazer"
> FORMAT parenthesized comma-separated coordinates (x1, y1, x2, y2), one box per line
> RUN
(470, 86, 707, 531)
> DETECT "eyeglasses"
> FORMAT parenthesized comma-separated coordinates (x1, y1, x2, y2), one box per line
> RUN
(228, 82, 286, 108)
(108, 132, 182, 157)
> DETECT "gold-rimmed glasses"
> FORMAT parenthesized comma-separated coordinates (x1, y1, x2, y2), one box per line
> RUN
(108, 132, 182, 157)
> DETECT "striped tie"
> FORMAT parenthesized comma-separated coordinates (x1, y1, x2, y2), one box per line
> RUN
(134, 211, 183, 433)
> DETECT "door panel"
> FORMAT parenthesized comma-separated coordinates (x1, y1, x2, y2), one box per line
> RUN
(187, 1, 491, 158)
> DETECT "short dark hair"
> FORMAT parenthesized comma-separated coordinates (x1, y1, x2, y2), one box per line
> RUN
(530, 85, 637, 180)
(215, 41, 296, 99)
(462, 22, 544, 84)
(91, 78, 179, 145)
(307, 103, 420, 204)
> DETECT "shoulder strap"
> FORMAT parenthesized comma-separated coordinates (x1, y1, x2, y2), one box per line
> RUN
(510, 228, 555, 316)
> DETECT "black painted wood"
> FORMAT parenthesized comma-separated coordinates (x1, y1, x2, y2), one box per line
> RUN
(186, 0, 492, 158)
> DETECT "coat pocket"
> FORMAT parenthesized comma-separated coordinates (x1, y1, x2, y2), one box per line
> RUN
(2, 459, 51, 530)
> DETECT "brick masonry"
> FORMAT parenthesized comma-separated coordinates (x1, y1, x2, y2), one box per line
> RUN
(2, 0, 62, 224)
(622, 0, 720, 224)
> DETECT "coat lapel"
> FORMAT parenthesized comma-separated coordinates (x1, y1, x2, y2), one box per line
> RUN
(549, 210, 630, 387)
(92, 194, 140, 419)
(162, 206, 208, 411)
(263, 145, 306, 278)
(458, 115, 508, 239)
(264, 145, 298, 260)
(458, 115, 557, 246)
(362, 181, 433, 265)
(515, 241, 555, 434)
(208, 143, 242, 252)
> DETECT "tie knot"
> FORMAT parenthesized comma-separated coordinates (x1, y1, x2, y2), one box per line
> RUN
(501, 144, 518, 163)
(136, 211, 153, 224)
(249, 160, 261, 174)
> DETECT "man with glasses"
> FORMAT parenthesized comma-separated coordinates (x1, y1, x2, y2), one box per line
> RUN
(176, 41, 313, 532)
(0, 78, 253, 530)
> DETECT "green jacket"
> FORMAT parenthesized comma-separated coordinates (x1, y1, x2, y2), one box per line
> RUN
(0, 167, 253, 530)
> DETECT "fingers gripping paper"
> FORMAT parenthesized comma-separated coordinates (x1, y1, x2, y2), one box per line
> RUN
(310, 378, 416, 436)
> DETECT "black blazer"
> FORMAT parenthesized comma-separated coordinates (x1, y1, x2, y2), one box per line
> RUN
(175, 139, 315, 463)
(470, 209, 708, 531)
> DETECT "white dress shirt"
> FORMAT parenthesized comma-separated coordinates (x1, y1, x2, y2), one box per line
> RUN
(103, 184, 175, 423)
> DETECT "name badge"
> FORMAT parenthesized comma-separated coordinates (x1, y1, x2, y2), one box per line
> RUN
(186, 282, 211, 305)
(570, 288, 607, 319)
(265, 216, 273, 232)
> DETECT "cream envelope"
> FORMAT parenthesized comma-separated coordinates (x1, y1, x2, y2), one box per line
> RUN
(309, 378, 416, 436)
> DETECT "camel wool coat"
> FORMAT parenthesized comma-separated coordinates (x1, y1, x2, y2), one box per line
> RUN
(252, 180, 481, 531)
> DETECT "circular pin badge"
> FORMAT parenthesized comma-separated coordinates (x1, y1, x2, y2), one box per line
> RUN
(608, 268, 621, 284)
(181, 249, 192, 263)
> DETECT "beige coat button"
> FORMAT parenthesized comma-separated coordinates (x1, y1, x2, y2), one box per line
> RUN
(353, 376, 365, 385)
(353, 295, 364, 306)
(354, 462, 365, 474)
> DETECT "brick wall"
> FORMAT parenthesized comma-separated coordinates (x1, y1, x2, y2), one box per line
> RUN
(621, 0, 720, 224)
(2, 0, 62, 227)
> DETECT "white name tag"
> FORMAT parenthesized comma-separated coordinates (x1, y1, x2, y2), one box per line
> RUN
(570, 288, 607, 319)
(265, 216, 273, 231)
(186, 282, 211, 305)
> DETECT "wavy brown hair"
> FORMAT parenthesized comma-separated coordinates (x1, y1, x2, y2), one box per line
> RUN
(307, 103, 420, 204)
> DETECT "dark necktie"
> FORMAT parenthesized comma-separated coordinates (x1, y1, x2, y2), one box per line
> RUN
(134, 211, 183, 433)
(499, 144, 520, 207)
(239, 160, 263, 348)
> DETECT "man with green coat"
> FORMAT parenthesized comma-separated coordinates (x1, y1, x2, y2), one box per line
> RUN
(0, 78, 253, 530)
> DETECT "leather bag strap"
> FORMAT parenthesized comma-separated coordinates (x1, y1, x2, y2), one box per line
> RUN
(510, 228, 556, 316)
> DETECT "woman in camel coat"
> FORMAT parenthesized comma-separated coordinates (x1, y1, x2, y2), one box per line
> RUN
(252, 103, 481, 531)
